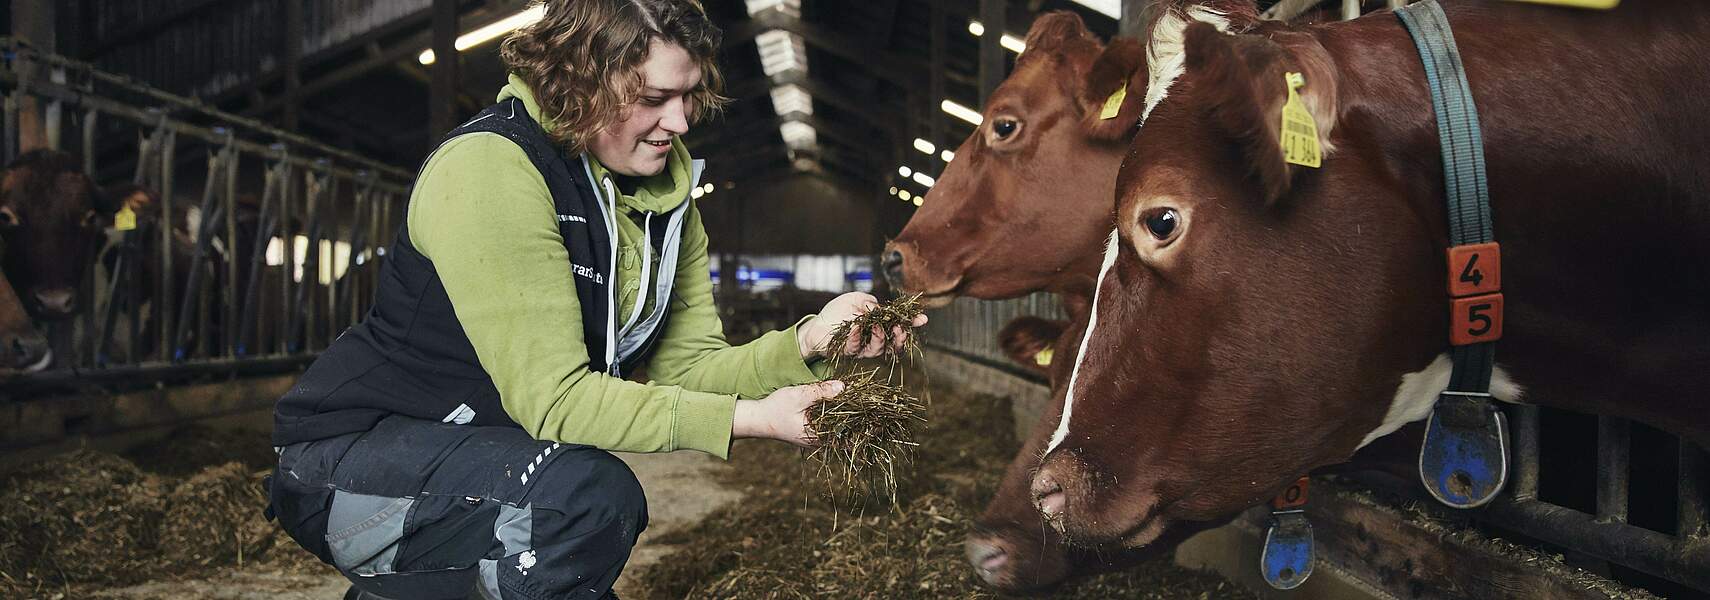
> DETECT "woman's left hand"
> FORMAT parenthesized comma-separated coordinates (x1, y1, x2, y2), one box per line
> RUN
(796, 292, 929, 360)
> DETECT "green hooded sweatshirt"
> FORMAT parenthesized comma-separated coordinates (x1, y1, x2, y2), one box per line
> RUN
(406, 74, 826, 458)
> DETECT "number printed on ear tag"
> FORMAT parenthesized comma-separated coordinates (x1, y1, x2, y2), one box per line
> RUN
(1280, 73, 1322, 168)
(115, 205, 138, 231)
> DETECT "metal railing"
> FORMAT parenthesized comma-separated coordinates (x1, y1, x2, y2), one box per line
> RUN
(1, 41, 411, 389)
(919, 294, 1710, 594)
(918, 293, 1066, 380)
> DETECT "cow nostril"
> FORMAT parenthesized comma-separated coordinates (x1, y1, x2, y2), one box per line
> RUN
(1031, 474, 1066, 517)
(33, 289, 76, 315)
(880, 248, 906, 288)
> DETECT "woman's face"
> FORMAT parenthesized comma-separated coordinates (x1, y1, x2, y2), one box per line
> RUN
(588, 39, 702, 177)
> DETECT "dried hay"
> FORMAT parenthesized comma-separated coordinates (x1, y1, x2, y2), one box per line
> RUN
(806, 368, 926, 507)
(634, 377, 1251, 599)
(0, 434, 328, 598)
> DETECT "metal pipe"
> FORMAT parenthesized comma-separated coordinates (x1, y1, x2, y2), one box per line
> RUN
(1512, 404, 1541, 501)
(237, 159, 280, 357)
(0, 39, 410, 179)
(322, 174, 339, 349)
(172, 147, 227, 361)
(1597, 416, 1631, 524)
(1682, 441, 1708, 539)
(1483, 497, 1710, 592)
(0, 73, 410, 194)
(223, 134, 240, 357)
(0, 355, 315, 392)
(156, 129, 177, 362)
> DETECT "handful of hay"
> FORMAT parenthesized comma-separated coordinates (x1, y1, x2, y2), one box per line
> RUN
(807, 294, 929, 508)
(806, 368, 927, 506)
(823, 293, 924, 372)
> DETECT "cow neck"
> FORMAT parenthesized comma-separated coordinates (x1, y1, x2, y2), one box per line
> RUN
(1397, 0, 1511, 510)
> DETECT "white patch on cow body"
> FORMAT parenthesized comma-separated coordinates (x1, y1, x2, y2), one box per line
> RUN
(1047, 229, 1123, 455)
(1140, 5, 1234, 124)
(1358, 353, 1527, 449)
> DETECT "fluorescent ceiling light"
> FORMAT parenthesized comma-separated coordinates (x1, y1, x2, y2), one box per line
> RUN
(899, 189, 912, 201)
(769, 84, 813, 116)
(756, 30, 808, 77)
(941, 100, 982, 126)
(691, 187, 705, 199)
(967, 20, 1026, 53)
(941, 149, 956, 162)
(419, 5, 546, 65)
(913, 138, 936, 155)
(779, 121, 817, 150)
(744, 0, 800, 17)
(702, 183, 715, 193)
(912, 196, 924, 207)
(898, 166, 912, 177)
(1069, 0, 1120, 19)
(912, 171, 936, 187)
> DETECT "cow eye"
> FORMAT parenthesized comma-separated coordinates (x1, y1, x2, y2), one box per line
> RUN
(992, 118, 1021, 140)
(1142, 208, 1181, 241)
(0, 207, 18, 229)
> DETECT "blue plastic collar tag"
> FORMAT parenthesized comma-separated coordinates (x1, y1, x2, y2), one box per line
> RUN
(1419, 392, 1509, 508)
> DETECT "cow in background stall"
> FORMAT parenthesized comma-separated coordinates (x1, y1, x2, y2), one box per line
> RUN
(1034, 1, 1710, 551)
(0, 265, 52, 372)
(0, 149, 123, 320)
(98, 184, 266, 362)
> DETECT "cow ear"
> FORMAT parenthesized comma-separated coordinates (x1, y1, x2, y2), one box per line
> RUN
(1184, 22, 1337, 206)
(999, 316, 1068, 376)
(1079, 37, 1148, 141)
(99, 183, 157, 216)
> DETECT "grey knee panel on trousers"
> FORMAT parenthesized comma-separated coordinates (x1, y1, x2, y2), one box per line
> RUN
(270, 415, 647, 600)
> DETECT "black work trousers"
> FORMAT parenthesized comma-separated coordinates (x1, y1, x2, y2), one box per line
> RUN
(269, 414, 647, 600)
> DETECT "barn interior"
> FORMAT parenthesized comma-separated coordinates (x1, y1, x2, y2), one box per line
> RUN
(1, 1, 1706, 599)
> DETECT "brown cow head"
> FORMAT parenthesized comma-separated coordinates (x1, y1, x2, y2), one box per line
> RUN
(0, 265, 51, 372)
(882, 11, 1150, 307)
(0, 150, 121, 319)
(1028, 17, 1454, 548)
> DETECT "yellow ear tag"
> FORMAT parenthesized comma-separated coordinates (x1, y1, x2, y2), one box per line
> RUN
(1034, 346, 1054, 367)
(1502, 0, 1618, 9)
(114, 205, 138, 231)
(1280, 72, 1322, 168)
(1099, 83, 1128, 120)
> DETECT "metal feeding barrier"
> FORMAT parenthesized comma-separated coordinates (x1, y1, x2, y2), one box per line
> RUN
(0, 40, 411, 389)
(918, 294, 1710, 595)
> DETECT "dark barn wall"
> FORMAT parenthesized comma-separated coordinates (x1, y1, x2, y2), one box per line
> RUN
(699, 175, 877, 256)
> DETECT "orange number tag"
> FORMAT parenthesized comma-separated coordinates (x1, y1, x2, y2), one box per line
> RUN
(1450, 293, 1504, 345)
(1446, 242, 1501, 298)
(1272, 477, 1310, 510)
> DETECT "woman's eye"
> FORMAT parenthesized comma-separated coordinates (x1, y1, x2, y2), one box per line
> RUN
(993, 119, 1019, 139)
(1143, 208, 1180, 240)
(641, 97, 666, 107)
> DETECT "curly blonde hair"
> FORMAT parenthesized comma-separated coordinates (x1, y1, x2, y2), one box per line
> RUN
(499, 0, 729, 152)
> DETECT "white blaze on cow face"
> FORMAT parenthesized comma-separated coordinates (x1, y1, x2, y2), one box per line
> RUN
(1046, 4, 1236, 457)
(1359, 353, 1527, 449)
(1047, 229, 1122, 455)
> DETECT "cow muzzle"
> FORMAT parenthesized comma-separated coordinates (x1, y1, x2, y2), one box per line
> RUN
(963, 524, 1074, 592)
(1032, 451, 1167, 548)
(32, 287, 77, 318)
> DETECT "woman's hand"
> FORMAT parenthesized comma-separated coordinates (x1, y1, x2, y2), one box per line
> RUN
(796, 292, 930, 360)
(733, 380, 845, 447)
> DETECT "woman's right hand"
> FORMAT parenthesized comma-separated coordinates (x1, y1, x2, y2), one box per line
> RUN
(732, 380, 845, 448)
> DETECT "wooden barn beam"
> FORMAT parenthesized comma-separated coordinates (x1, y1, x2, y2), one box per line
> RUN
(83, 0, 240, 58)
(722, 73, 906, 138)
(429, 0, 460, 137)
(724, 8, 925, 87)
(283, 0, 304, 131)
(979, 0, 1007, 105)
